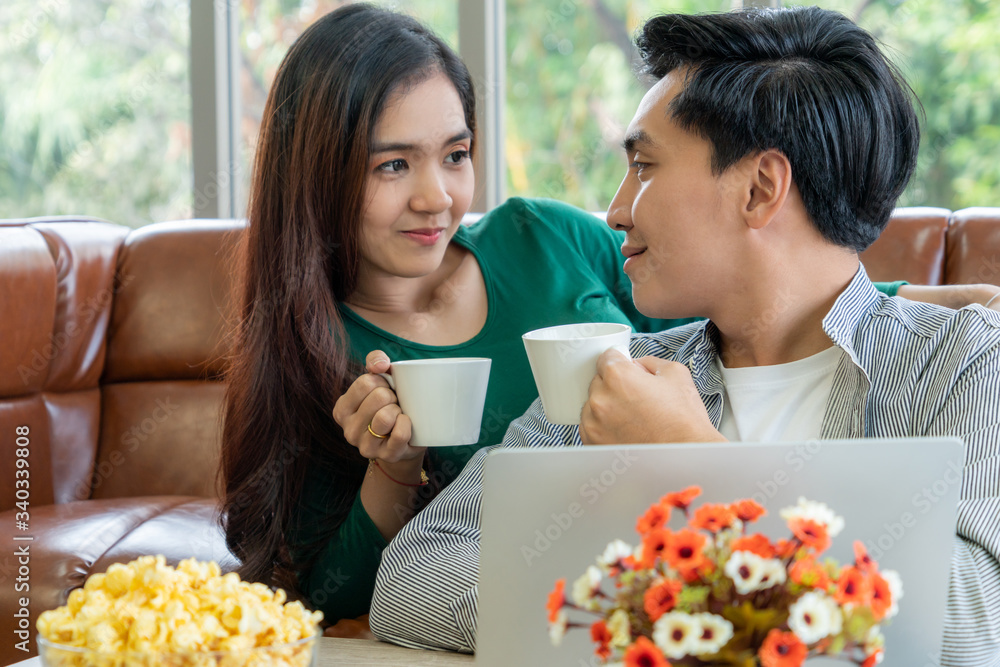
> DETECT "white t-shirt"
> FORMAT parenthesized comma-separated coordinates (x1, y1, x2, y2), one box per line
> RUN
(715, 345, 845, 442)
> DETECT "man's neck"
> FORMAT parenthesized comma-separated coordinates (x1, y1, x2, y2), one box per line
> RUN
(712, 252, 860, 368)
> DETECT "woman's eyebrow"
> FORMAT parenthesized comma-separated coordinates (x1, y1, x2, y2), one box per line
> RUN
(372, 130, 472, 155)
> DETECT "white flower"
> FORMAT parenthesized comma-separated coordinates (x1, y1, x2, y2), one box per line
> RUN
(607, 608, 631, 648)
(548, 609, 568, 646)
(788, 591, 843, 645)
(881, 569, 903, 619)
(865, 625, 885, 654)
(780, 497, 845, 537)
(652, 611, 699, 659)
(689, 613, 734, 656)
(571, 566, 602, 610)
(597, 539, 634, 574)
(724, 551, 786, 594)
(758, 558, 788, 590)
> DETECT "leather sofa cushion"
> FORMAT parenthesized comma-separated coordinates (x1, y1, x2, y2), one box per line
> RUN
(91, 380, 225, 500)
(946, 208, 1000, 286)
(860, 207, 949, 285)
(103, 220, 242, 383)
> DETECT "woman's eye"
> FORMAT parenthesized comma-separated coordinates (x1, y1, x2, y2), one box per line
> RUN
(445, 149, 470, 164)
(376, 158, 408, 173)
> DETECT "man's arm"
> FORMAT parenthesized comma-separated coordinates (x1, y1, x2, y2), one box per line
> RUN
(368, 446, 489, 653)
(369, 399, 579, 652)
(922, 323, 1000, 665)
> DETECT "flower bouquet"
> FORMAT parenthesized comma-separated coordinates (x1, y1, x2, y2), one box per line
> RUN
(546, 487, 901, 667)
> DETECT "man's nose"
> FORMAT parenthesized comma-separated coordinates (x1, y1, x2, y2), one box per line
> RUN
(606, 175, 635, 232)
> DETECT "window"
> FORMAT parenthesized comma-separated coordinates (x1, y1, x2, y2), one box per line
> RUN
(0, 0, 191, 227)
(3, 0, 997, 225)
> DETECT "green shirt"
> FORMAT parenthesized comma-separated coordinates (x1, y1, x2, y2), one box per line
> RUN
(292, 197, 906, 621)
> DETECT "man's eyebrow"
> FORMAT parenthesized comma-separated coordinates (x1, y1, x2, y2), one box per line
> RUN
(622, 129, 656, 154)
(372, 130, 472, 154)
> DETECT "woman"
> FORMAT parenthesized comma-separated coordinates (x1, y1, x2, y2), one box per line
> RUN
(220, 3, 998, 626)
(220, 2, 698, 625)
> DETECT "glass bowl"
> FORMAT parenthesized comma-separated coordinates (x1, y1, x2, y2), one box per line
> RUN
(37, 633, 319, 667)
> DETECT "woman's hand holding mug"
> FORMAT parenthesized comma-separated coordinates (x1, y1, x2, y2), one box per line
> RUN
(332, 350, 426, 465)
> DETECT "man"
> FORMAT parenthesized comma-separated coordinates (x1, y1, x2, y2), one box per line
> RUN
(369, 7, 1000, 664)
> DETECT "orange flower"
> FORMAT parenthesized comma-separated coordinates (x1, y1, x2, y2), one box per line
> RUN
(546, 579, 565, 623)
(861, 649, 884, 667)
(789, 518, 831, 553)
(637, 503, 671, 536)
(663, 528, 708, 575)
(834, 566, 871, 607)
(621, 554, 640, 571)
(789, 555, 831, 590)
(759, 628, 808, 667)
(662, 486, 701, 512)
(590, 620, 613, 660)
(854, 541, 878, 572)
(691, 503, 737, 533)
(643, 578, 684, 622)
(731, 498, 767, 523)
(774, 538, 800, 559)
(730, 533, 776, 558)
(681, 558, 715, 584)
(624, 636, 672, 667)
(640, 528, 671, 569)
(869, 572, 893, 621)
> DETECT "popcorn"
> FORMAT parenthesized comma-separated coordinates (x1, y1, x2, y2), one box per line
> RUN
(36, 556, 322, 667)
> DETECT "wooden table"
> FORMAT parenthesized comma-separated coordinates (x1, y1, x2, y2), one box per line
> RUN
(7, 637, 474, 666)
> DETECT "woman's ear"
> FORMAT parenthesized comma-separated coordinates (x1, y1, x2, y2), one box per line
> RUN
(744, 150, 792, 230)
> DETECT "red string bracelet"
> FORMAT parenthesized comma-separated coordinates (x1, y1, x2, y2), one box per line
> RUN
(368, 459, 429, 487)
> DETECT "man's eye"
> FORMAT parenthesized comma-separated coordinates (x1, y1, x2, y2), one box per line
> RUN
(446, 150, 470, 164)
(377, 158, 408, 173)
(630, 161, 649, 172)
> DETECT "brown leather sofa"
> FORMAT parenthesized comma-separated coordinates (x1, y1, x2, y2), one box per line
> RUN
(1, 207, 999, 665)
(0, 217, 241, 665)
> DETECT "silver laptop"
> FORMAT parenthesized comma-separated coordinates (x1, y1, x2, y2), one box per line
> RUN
(476, 438, 962, 666)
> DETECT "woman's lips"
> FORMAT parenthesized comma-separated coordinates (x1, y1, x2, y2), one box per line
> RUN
(400, 228, 445, 246)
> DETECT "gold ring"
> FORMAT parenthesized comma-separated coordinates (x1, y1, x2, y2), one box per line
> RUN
(367, 422, 389, 439)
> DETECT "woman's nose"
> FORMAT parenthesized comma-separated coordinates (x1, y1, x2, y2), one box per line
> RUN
(410, 168, 453, 214)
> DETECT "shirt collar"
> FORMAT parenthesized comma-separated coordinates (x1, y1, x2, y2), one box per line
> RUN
(821, 264, 883, 372)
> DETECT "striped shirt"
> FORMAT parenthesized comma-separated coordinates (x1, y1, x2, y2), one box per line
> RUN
(370, 267, 1000, 666)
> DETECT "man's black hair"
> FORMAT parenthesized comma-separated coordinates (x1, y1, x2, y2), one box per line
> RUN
(637, 7, 920, 252)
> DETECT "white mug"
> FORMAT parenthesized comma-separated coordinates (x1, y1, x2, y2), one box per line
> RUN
(379, 357, 492, 447)
(521, 323, 632, 425)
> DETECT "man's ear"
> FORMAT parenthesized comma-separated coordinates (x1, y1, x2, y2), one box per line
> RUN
(743, 150, 792, 230)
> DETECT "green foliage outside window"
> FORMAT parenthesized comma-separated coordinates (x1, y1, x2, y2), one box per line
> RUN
(0, 0, 191, 226)
(505, 0, 1000, 212)
(1, 0, 998, 227)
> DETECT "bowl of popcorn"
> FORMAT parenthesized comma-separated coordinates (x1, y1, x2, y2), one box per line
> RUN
(36, 556, 323, 667)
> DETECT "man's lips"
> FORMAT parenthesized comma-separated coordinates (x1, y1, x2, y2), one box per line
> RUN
(621, 244, 646, 259)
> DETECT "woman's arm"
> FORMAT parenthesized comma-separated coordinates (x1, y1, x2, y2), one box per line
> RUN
(896, 283, 1000, 311)
(332, 350, 428, 542)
